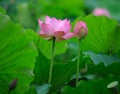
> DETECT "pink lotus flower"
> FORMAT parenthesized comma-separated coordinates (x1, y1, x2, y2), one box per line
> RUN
(93, 8, 110, 17)
(73, 21, 88, 39)
(38, 16, 74, 41)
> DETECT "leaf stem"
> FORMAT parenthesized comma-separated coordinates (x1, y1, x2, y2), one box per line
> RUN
(48, 37, 55, 84)
(76, 39, 81, 86)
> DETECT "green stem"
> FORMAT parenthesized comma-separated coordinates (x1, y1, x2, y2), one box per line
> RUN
(48, 37, 55, 84)
(76, 39, 81, 86)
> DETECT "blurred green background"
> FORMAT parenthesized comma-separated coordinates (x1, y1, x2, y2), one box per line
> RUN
(1, 1, 120, 94)
(0, 0, 120, 30)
